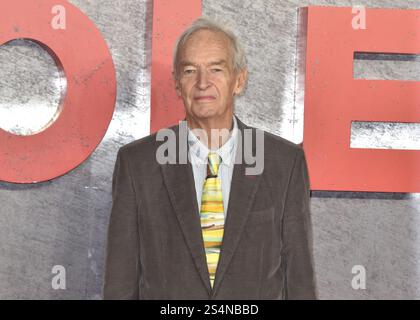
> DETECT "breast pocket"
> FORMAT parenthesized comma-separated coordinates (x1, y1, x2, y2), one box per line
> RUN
(243, 207, 276, 245)
(245, 206, 275, 229)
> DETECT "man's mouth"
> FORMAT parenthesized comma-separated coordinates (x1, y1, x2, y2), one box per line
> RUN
(194, 95, 216, 101)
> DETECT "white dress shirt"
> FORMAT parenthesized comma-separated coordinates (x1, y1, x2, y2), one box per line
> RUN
(187, 116, 238, 217)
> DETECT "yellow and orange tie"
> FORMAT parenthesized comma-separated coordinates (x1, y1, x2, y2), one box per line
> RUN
(200, 152, 224, 288)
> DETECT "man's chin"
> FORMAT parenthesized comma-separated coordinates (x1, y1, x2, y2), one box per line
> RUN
(192, 107, 220, 120)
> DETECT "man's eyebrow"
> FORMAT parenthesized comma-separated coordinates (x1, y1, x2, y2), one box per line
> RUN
(179, 60, 228, 67)
(179, 60, 196, 67)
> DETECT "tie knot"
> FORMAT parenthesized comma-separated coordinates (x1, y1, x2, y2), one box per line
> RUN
(207, 152, 221, 177)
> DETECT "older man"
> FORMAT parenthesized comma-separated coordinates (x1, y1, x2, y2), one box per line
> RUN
(103, 18, 316, 299)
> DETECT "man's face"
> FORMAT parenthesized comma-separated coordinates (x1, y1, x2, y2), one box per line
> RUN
(175, 29, 247, 122)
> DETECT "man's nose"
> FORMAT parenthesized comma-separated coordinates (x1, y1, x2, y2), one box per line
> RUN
(197, 69, 210, 90)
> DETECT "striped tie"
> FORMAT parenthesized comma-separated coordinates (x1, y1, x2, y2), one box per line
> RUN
(200, 152, 224, 288)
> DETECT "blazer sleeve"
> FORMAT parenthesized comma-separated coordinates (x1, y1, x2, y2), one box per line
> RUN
(103, 148, 140, 299)
(281, 147, 317, 299)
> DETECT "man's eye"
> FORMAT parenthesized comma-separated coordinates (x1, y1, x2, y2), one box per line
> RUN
(211, 68, 222, 72)
(184, 69, 195, 74)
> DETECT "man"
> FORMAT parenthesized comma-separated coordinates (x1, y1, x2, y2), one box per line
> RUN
(103, 18, 316, 299)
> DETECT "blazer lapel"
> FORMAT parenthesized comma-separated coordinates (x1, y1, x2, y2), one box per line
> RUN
(160, 122, 213, 295)
(211, 118, 263, 297)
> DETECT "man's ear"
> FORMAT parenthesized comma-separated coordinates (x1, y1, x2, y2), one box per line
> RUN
(173, 72, 181, 96)
(234, 68, 248, 95)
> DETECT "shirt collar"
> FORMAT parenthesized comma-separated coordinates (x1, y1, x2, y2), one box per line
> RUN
(187, 116, 238, 167)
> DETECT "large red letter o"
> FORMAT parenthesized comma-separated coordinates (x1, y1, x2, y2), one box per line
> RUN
(0, 0, 116, 183)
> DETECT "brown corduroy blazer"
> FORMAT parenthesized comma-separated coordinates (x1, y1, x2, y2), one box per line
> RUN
(103, 116, 316, 299)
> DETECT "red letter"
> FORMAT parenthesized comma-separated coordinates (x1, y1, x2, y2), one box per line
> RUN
(302, 7, 420, 192)
(0, 0, 116, 183)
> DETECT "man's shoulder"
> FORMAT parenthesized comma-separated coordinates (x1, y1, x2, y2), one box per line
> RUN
(263, 130, 303, 156)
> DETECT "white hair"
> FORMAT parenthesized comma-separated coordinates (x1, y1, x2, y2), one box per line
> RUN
(172, 17, 247, 80)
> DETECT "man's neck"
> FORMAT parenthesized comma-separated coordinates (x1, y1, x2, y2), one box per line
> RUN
(187, 114, 234, 150)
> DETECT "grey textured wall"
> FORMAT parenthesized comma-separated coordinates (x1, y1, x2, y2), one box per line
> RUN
(0, 0, 419, 299)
